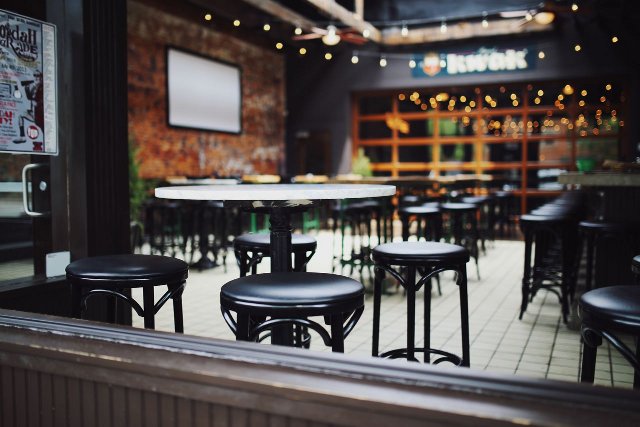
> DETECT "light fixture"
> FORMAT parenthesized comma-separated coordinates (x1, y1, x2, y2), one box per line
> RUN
(204, 13, 212, 21)
(324, 52, 333, 60)
(379, 56, 387, 67)
(409, 59, 416, 68)
(294, 26, 302, 35)
(534, 11, 555, 25)
(299, 47, 307, 55)
(562, 84, 574, 95)
(538, 51, 546, 59)
(233, 19, 240, 27)
(482, 12, 488, 28)
(322, 25, 341, 46)
(571, 3, 579, 12)
(263, 23, 271, 31)
(574, 44, 581, 52)
(275, 42, 283, 50)
(611, 36, 619, 43)
(351, 53, 359, 64)
(401, 23, 409, 37)
(362, 28, 370, 38)
(525, 12, 533, 21)
(440, 20, 447, 33)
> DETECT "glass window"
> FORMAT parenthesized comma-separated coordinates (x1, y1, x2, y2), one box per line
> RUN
(397, 119, 435, 138)
(363, 146, 392, 163)
(529, 140, 572, 164)
(528, 113, 571, 137)
(482, 142, 521, 163)
(358, 96, 392, 115)
(482, 85, 523, 109)
(398, 145, 432, 162)
(441, 142, 473, 162)
(359, 121, 391, 139)
(397, 90, 437, 113)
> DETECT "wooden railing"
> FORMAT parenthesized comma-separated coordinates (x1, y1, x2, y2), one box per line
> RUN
(1, 309, 638, 426)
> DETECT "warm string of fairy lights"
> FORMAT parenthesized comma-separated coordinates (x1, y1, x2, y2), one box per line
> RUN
(198, 5, 621, 66)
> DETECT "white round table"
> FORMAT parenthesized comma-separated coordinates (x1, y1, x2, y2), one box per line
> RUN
(155, 184, 396, 272)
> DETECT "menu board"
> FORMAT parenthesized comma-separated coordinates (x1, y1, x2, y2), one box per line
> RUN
(0, 9, 57, 155)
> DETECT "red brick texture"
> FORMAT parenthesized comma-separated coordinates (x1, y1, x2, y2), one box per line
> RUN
(127, 2, 285, 179)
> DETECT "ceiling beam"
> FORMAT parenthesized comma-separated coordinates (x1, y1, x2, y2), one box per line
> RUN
(381, 18, 552, 45)
(301, 0, 382, 43)
(240, 0, 317, 32)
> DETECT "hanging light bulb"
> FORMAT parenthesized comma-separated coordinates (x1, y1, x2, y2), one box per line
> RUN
(409, 58, 416, 68)
(525, 12, 533, 21)
(362, 28, 370, 38)
(351, 53, 359, 64)
(571, 3, 579, 12)
(322, 25, 341, 46)
(440, 20, 447, 33)
(294, 26, 302, 35)
(534, 11, 555, 25)
(379, 56, 387, 67)
(482, 12, 488, 28)
(401, 23, 409, 37)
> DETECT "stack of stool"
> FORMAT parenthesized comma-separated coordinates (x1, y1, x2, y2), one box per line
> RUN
(233, 233, 317, 275)
(372, 241, 470, 366)
(221, 272, 364, 352)
(66, 254, 188, 332)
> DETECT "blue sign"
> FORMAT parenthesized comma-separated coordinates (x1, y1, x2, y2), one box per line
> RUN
(412, 47, 535, 78)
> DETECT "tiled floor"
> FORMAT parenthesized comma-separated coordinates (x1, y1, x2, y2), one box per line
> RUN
(132, 230, 636, 389)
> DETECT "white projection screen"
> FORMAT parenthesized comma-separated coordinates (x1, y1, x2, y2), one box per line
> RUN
(166, 47, 242, 133)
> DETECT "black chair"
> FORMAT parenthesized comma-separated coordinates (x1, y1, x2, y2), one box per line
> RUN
(441, 202, 480, 279)
(577, 221, 640, 291)
(493, 191, 515, 238)
(519, 214, 578, 323)
(371, 242, 470, 366)
(66, 254, 188, 332)
(579, 285, 640, 389)
(233, 233, 317, 276)
(220, 272, 364, 352)
(398, 205, 442, 242)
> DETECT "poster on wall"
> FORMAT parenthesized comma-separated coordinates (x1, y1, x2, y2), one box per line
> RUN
(0, 9, 57, 155)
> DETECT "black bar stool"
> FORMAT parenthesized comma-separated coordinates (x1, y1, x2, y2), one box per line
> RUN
(577, 221, 640, 291)
(633, 256, 640, 285)
(372, 242, 470, 366)
(66, 254, 188, 332)
(220, 272, 364, 352)
(398, 205, 442, 242)
(579, 285, 640, 388)
(441, 202, 480, 279)
(233, 233, 317, 276)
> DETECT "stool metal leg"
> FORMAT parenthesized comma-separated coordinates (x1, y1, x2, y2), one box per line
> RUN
(585, 231, 595, 291)
(330, 313, 345, 353)
(520, 229, 533, 320)
(580, 326, 602, 384)
(457, 265, 470, 367)
(406, 266, 417, 362)
(142, 286, 155, 329)
(170, 282, 185, 333)
(372, 266, 384, 356)
(424, 275, 432, 363)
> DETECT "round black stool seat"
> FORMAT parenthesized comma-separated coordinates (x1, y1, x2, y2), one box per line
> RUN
(373, 242, 469, 265)
(220, 272, 364, 352)
(371, 241, 470, 366)
(440, 202, 477, 213)
(399, 206, 440, 216)
(233, 233, 317, 276)
(66, 254, 188, 332)
(440, 203, 480, 279)
(579, 286, 640, 388)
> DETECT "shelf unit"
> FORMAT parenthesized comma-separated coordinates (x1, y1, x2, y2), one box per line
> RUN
(352, 79, 627, 214)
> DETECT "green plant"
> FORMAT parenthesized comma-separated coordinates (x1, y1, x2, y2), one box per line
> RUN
(352, 148, 373, 177)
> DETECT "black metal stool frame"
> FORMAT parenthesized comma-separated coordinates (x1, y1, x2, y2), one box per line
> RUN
(234, 238, 316, 276)
(71, 275, 186, 332)
(372, 258, 470, 367)
(221, 296, 364, 352)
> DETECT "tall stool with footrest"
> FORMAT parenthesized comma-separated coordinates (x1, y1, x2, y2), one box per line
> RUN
(66, 254, 188, 332)
(233, 233, 317, 276)
(220, 272, 364, 352)
(371, 241, 470, 366)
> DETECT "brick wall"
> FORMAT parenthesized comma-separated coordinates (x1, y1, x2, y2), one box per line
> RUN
(128, 1, 285, 178)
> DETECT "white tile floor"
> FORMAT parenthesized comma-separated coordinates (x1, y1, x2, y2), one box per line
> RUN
(133, 230, 636, 389)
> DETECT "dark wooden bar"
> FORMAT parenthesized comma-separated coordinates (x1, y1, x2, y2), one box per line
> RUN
(1, 309, 639, 426)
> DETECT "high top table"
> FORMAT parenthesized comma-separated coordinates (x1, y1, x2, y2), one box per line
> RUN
(155, 184, 396, 273)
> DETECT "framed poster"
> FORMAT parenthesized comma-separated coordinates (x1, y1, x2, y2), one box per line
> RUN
(166, 46, 242, 134)
(0, 9, 58, 155)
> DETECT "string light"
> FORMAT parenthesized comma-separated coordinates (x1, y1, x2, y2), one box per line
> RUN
(379, 56, 387, 67)
(401, 23, 409, 37)
(482, 12, 488, 28)
(440, 20, 447, 33)
(351, 53, 359, 64)
(611, 36, 619, 43)
(525, 12, 533, 21)
(574, 44, 581, 52)
(324, 53, 332, 60)
(263, 23, 271, 31)
(571, 3, 579, 12)
(409, 59, 416, 68)
(538, 51, 545, 59)
(362, 28, 370, 38)
(204, 13, 212, 21)
(299, 47, 306, 55)
(294, 26, 302, 35)
(233, 20, 240, 27)
(275, 42, 283, 50)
